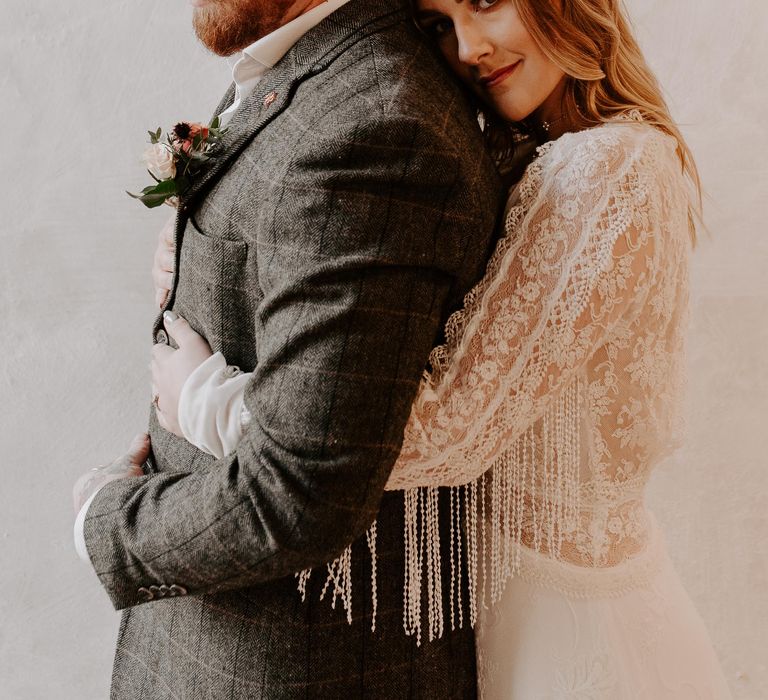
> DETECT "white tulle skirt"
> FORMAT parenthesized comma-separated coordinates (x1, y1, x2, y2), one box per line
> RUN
(475, 514, 733, 699)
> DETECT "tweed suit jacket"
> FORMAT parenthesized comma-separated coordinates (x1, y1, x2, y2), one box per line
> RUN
(83, 1, 503, 697)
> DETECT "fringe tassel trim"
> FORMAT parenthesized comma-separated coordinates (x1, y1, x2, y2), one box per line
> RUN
(295, 378, 582, 644)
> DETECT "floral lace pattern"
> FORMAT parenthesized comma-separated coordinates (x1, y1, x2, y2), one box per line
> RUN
(386, 119, 691, 570)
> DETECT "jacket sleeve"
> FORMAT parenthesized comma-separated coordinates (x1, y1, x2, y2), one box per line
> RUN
(82, 112, 501, 610)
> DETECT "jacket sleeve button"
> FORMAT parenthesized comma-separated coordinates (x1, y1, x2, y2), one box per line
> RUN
(170, 584, 188, 596)
(138, 587, 155, 601)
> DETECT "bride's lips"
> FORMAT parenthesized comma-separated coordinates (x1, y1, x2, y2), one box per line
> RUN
(479, 61, 522, 89)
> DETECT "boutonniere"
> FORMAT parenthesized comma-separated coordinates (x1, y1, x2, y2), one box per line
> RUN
(128, 117, 227, 209)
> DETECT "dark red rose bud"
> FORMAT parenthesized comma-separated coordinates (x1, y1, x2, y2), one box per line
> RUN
(173, 122, 192, 141)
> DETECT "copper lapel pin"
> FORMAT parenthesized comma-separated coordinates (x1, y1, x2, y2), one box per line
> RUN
(263, 91, 278, 108)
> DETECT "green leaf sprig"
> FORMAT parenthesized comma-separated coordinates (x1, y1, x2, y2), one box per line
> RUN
(128, 116, 227, 209)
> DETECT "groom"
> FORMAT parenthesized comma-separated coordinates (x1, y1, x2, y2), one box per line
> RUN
(73, 0, 502, 696)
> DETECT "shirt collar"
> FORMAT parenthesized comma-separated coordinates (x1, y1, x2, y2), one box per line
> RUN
(228, 0, 353, 88)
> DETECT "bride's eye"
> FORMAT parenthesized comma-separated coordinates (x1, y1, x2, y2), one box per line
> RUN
(419, 17, 454, 40)
(473, 0, 500, 9)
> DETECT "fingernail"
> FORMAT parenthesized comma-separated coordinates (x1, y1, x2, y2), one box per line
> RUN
(163, 310, 179, 324)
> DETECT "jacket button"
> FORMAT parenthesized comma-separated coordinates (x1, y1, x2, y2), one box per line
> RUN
(155, 330, 169, 345)
(170, 584, 188, 596)
(138, 587, 154, 601)
(158, 585, 170, 597)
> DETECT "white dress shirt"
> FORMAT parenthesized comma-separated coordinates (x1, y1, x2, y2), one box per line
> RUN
(218, 0, 353, 127)
(178, 351, 252, 459)
(74, 0, 353, 564)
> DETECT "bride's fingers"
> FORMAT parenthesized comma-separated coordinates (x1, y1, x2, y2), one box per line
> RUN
(159, 216, 176, 250)
(153, 268, 174, 292)
(152, 217, 176, 305)
(153, 244, 175, 273)
(159, 248, 175, 272)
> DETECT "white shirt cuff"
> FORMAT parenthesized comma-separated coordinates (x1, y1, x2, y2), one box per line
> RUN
(178, 352, 251, 460)
(73, 489, 101, 564)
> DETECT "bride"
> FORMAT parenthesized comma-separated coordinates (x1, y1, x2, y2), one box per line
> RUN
(150, 0, 732, 696)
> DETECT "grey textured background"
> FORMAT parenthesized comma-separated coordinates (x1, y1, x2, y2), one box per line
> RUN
(0, 0, 765, 697)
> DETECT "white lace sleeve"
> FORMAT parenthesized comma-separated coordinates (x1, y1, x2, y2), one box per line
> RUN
(387, 124, 677, 490)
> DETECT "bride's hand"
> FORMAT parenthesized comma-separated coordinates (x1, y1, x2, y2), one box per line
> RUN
(153, 215, 176, 309)
(151, 311, 213, 437)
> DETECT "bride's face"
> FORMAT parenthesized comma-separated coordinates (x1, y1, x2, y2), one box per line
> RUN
(414, 0, 566, 124)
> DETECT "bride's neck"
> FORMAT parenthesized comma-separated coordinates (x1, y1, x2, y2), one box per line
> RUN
(529, 79, 580, 141)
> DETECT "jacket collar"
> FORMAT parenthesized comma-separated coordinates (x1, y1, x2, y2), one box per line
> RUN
(179, 0, 410, 211)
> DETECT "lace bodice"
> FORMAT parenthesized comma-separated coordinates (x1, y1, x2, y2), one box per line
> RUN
(386, 120, 692, 571)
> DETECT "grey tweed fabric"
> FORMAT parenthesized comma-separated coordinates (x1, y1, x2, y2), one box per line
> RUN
(83, 0, 503, 697)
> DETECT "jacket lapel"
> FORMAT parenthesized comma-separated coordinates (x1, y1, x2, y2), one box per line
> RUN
(212, 83, 236, 122)
(178, 0, 409, 212)
(179, 56, 298, 211)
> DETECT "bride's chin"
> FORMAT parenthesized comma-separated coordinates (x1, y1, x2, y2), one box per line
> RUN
(492, 100, 537, 125)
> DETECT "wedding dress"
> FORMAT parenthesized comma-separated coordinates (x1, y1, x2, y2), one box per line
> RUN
(177, 116, 733, 697)
(383, 118, 733, 698)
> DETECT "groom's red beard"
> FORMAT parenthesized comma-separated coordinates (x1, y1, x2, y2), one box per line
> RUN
(193, 0, 296, 56)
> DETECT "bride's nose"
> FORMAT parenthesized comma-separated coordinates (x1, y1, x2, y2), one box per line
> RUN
(454, 20, 493, 66)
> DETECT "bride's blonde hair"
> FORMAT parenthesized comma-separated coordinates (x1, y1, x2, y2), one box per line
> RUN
(487, 0, 703, 243)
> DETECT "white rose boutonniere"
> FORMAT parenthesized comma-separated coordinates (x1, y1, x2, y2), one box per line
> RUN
(142, 143, 177, 181)
(128, 117, 227, 209)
